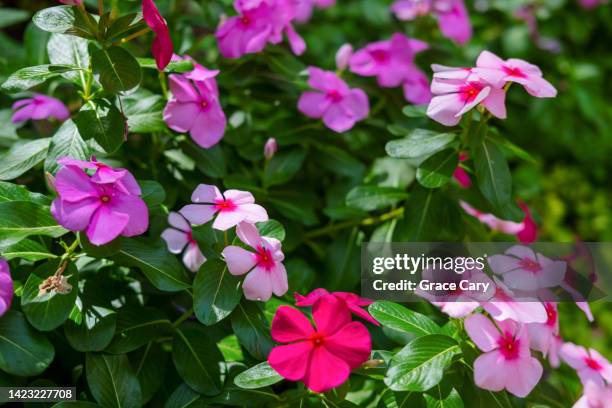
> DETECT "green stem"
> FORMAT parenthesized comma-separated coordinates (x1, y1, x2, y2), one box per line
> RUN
(305, 207, 404, 239)
(172, 307, 194, 327)
(159, 70, 169, 99)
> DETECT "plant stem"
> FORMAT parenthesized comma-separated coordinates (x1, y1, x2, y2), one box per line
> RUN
(117, 27, 151, 45)
(98, 0, 104, 16)
(172, 307, 194, 327)
(305, 207, 404, 239)
(159, 70, 169, 99)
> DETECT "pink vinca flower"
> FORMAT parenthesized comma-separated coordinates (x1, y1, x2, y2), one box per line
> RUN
(181, 184, 268, 231)
(264, 137, 278, 160)
(427, 65, 506, 126)
(51, 159, 149, 245)
(163, 62, 227, 148)
(295, 288, 379, 325)
(460, 201, 538, 243)
(527, 302, 560, 358)
(574, 382, 612, 408)
(12, 93, 69, 124)
(335, 43, 353, 71)
(162, 211, 206, 272)
(560, 343, 612, 387)
(298, 67, 369, 133)
(474, 51, 557, 98)
(58, 157, 130, 185)
(488, 245, 566, 292)
(268, 294, 371, 392)
(222, 222, 287, 301)
(391, 0, 472, 44)
(465, 314, 543, 397)
(142, 0, 173, 70)
(482, 278, 548, 324)
(452, 152, 471, 188)
(0, 258, 13, 317)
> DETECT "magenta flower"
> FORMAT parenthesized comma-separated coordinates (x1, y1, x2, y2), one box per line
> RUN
(294, 288, 379, 326)
(527, 302, 560, 358)
(51, 159, 149, 246)
(264, 137, 278, 160)
(11, 93, 69, 124)
(222, 222, 287, 301)
(0, 258, 13, 317)
(181, 184, 268, 231)
(465, 314, 543, 397)
(142, 0, 173, 70)
(161, 211, 206, 272)
(459, 200, 538, 243)
(163, 61, 227, 148)
(452, 152, 471, 188)
(216, 0, 305, 59)
(474, 51, 557, 98)
(58, 157, 130, 185)
(427, 66, 506, 126)
(391, 0, 472, 44)
(268, 294, 371, 392)
(574, 382, 612, 408)
(560, 343, 612, 387)
(297, 67, 369, 133)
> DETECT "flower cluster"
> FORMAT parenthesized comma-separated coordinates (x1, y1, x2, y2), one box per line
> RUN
(50, 157, 149, 246)
(216, 0, 306, 59)
(268, 290, 376, 392)
(0, 258, 13, 317)
(427, 50, 557, 126)
(11, 93, 69, 124)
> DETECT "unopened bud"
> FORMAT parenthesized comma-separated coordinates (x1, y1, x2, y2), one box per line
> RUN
(45, 172, 57, 193)
(264, 137, 278, 160)
(335, 44, 353, 71)
(362, 359, 385, 368)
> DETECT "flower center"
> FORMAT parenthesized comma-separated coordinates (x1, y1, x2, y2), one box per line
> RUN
(494, 286, 512, 301)
(186, 231, 196, 244)
(326, 89, 343, 102)
(309, 332, 326, 347)
(503, 65, 526, 78)
(585, 357, 602, 371)
(200, 99, 209, 110)
(240, 16, 250, 26)
(518, 257, 542, 273)
(545, 303, 557, 327)
(497, 332, 520, 360)
(255, 246, 275, 271)
(460, 82, 483, 102)
(101, 195, 111, 203)
(213, 198, 237, 212)
(370, 49, 390, 63)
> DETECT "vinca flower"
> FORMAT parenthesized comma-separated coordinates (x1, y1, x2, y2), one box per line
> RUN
(0, 258, 13, 317)
(268, 294, 371, 392)
(222, 222, 287, 301)
(142, 0, 174, 70)
(181, 184, 268, 230)
(298, 67, 369, 132)
(560, 343, 612, 387)
(162, 211, 206, 272)
(452, 152, 471, 188)
(335, 43, 353, 70)
(460, 201, 538, 243)
(465, 314, 543, 397)
(527, 302, 560, 358)
(295, 288, 379, 325)
(573, 382, 612, 408)
(11, 93, 69, 124)
(264, 137, 278, 159)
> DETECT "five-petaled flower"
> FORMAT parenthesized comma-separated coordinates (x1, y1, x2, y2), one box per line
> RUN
(560, 343, 612, 387)
(294, 288, 379, 325)
(0, 258, 13, 317)
(142, 0, 174, 70)
(11, 93, 69, 124)
(162, 211, 206, 272)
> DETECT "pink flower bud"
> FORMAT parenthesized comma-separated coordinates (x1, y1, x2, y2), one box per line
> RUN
(264, 138, 278, 160)
(59, 0, 83, 5)
(335, 44, 353, 70)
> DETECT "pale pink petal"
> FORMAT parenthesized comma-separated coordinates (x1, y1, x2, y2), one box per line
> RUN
(426, 93, 464, 126)
(223, 190, 255, 205)
(183, 242, 206, 272)
(297, 91, 331, 118)
(465, 314, 500, 352)
(168, 212, 190, 231)
(271, 305, 315, 342)
(192, 184, 222, 203)
(222, 245, 257, 275)
(455, 86, 491, 116)
(505, 358, 543, 398)
(481, 87, 507, 119)
(270, 263, 289, 297)
(238, 203, 269, 223)
(179, 204, 217, 225)
(213, 211, 245, 231)
(523, 75, 557, 98)
(473, 351, 506, 392)
(236, 222, 262, 249)
(242, 266, 273, 301)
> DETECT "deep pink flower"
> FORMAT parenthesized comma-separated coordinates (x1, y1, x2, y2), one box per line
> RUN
(560, 343, 612, 387)
(268, 294, 371, 392)
(527, 302, 560, 358)
(181, 184, 268, 231)
(162, 211, 206, 272)
(453, 152, 471, 188)
(294, 288, 379, 325)
(0, 258, 13, 317)
(222, 222, 287, 301)
(427, 66, 506, 126)
(58, 157, 129, 186)
(264, 137, 278, 159)
(295, 0, 335, 22)
(297, 67, 369, 133)
(391, 0, 472, 44)
(573, 382, 612, 408)
(216, 0, 305, 59)
(11, 93, 69, 124)
(474, 51, 557, 98)
(465, 314, 543, 397)
(460, 201, 538, 243)
(163, 61, 227, 148)
(142, 0, 173, 70)
(51, 159, 149, 245)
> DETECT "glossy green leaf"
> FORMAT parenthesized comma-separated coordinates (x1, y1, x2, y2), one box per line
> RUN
(140, 180, 166, 208)
(130, 342, 168, 404)
(45, 119, 90, 174)
(47, 33, 90, 84)
(86, 353, 142, 408)
(64, 312, 116, 352)
(91, 46, 141, 93)
(417, 149, 458, 189)
(193, 259, 242, 326)
(386, 129, 456, 159)
(123, 92, 165, 133)
(346, 185, 408, 211)
(1, 64, 77, 93)
(369, 301, 441, 337)
(0, 181, 49, 204)
(264, 149, 306, 187)
(257, 219, 286, 241)
(473, 139, 512, 211)
(231, 301, 274, 360)
(424, 388, 464, 408)
(33, 6, 76, 33)
(233, 362, 283, 389)
(0, 8, 30, 28)
(74, 101, 126, 154)
(105, 307, 172, 354)
(0, 138, 50, 180)
(0, 201, 66, 247)
(136, 58, 194, 73)
(0, 239, 57, 262)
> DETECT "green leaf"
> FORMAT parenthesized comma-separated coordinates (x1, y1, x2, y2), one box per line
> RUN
(136, 57, 194, 73)
(79, 232, 122, 258)
(1, 64, 77, 93)
(0, 8, 31, 29)
(257, 219, 285, 241)
(45, 120, 90, 174)
(25, 23, 50, 66)
(424, 388, 464, 408)
(172, 323, 224, 396)
(64, 312, 116, 352)
(0, 201, 67, 247)
(0, 138, 50, 180)
(21, 260, 79, 331)
(233, 362, 283, 390)
(473, 139, 512, 211)
(264, 149, 306, 187)
(103, 13, 144, 43)
(385, 334, 461, 392)
(402, 105, 428, 118)
(368, 301, 441, 337)
(86, 353, 142, 408)
(0, 181, 50, 204)
(74, 101, 126, 154)
(112, 237, 191, 292)
(416, 149, 458, 189)
(165, 383, 202, 408)
(47, 33, 90, 84)
(218, 335, 244, 362)
(193, 259, 242, 326)
(185, 143, 227, 178)
(105, 307, 172, 354)
(140, 180, 166, 208)
(33, 6, 76, 33)
(231, 301, 274, 360)
(0, 239, 57, 262)
(386, 129, 455, 159)
(130, 342, 168, 404)
(91, 45, 141, 93)
(0, 311, 55, 376)
(393, 188, 442, 242)
(123, 91, 165, 133)
(346, 186, 408, 211)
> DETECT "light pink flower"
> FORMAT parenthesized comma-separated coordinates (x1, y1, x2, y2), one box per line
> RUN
(162, 211, 206, 272)
(527, 302, 560, 358)
(295, 0, 335, 22)
(163, 62, 227, 148)
(482, 278, 548, 324)
(0, 258, 13, 317)
(335, 43, 353, 71)
(264, 137, 278, 159)
(453, 152, 471, 188)
(222, 222, 287, 301)
(474, 51, 557, 98)
(268, 294, 371, 392)
(181, 184, 268, 231)
(51, 159, 149, 246)
(427, 65, 506, 126)
(548, 334, 563, 368)
(573, 382, 612, 408)
(459, 201, 538, 243)
(142, 0, 174, 70)
(11, 93, 70, 124)
(560, 343, 612, 387)
(297, 67, 369, 133)
(465, 314, 543, 397)
(294, 288, 379, 325)
(488, 245, 566, 292)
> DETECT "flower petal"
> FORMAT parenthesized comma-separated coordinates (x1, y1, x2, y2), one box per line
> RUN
(222, 245, 257, 276)
(324, 321, 371, 368)
(271, 305, 315, 343)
